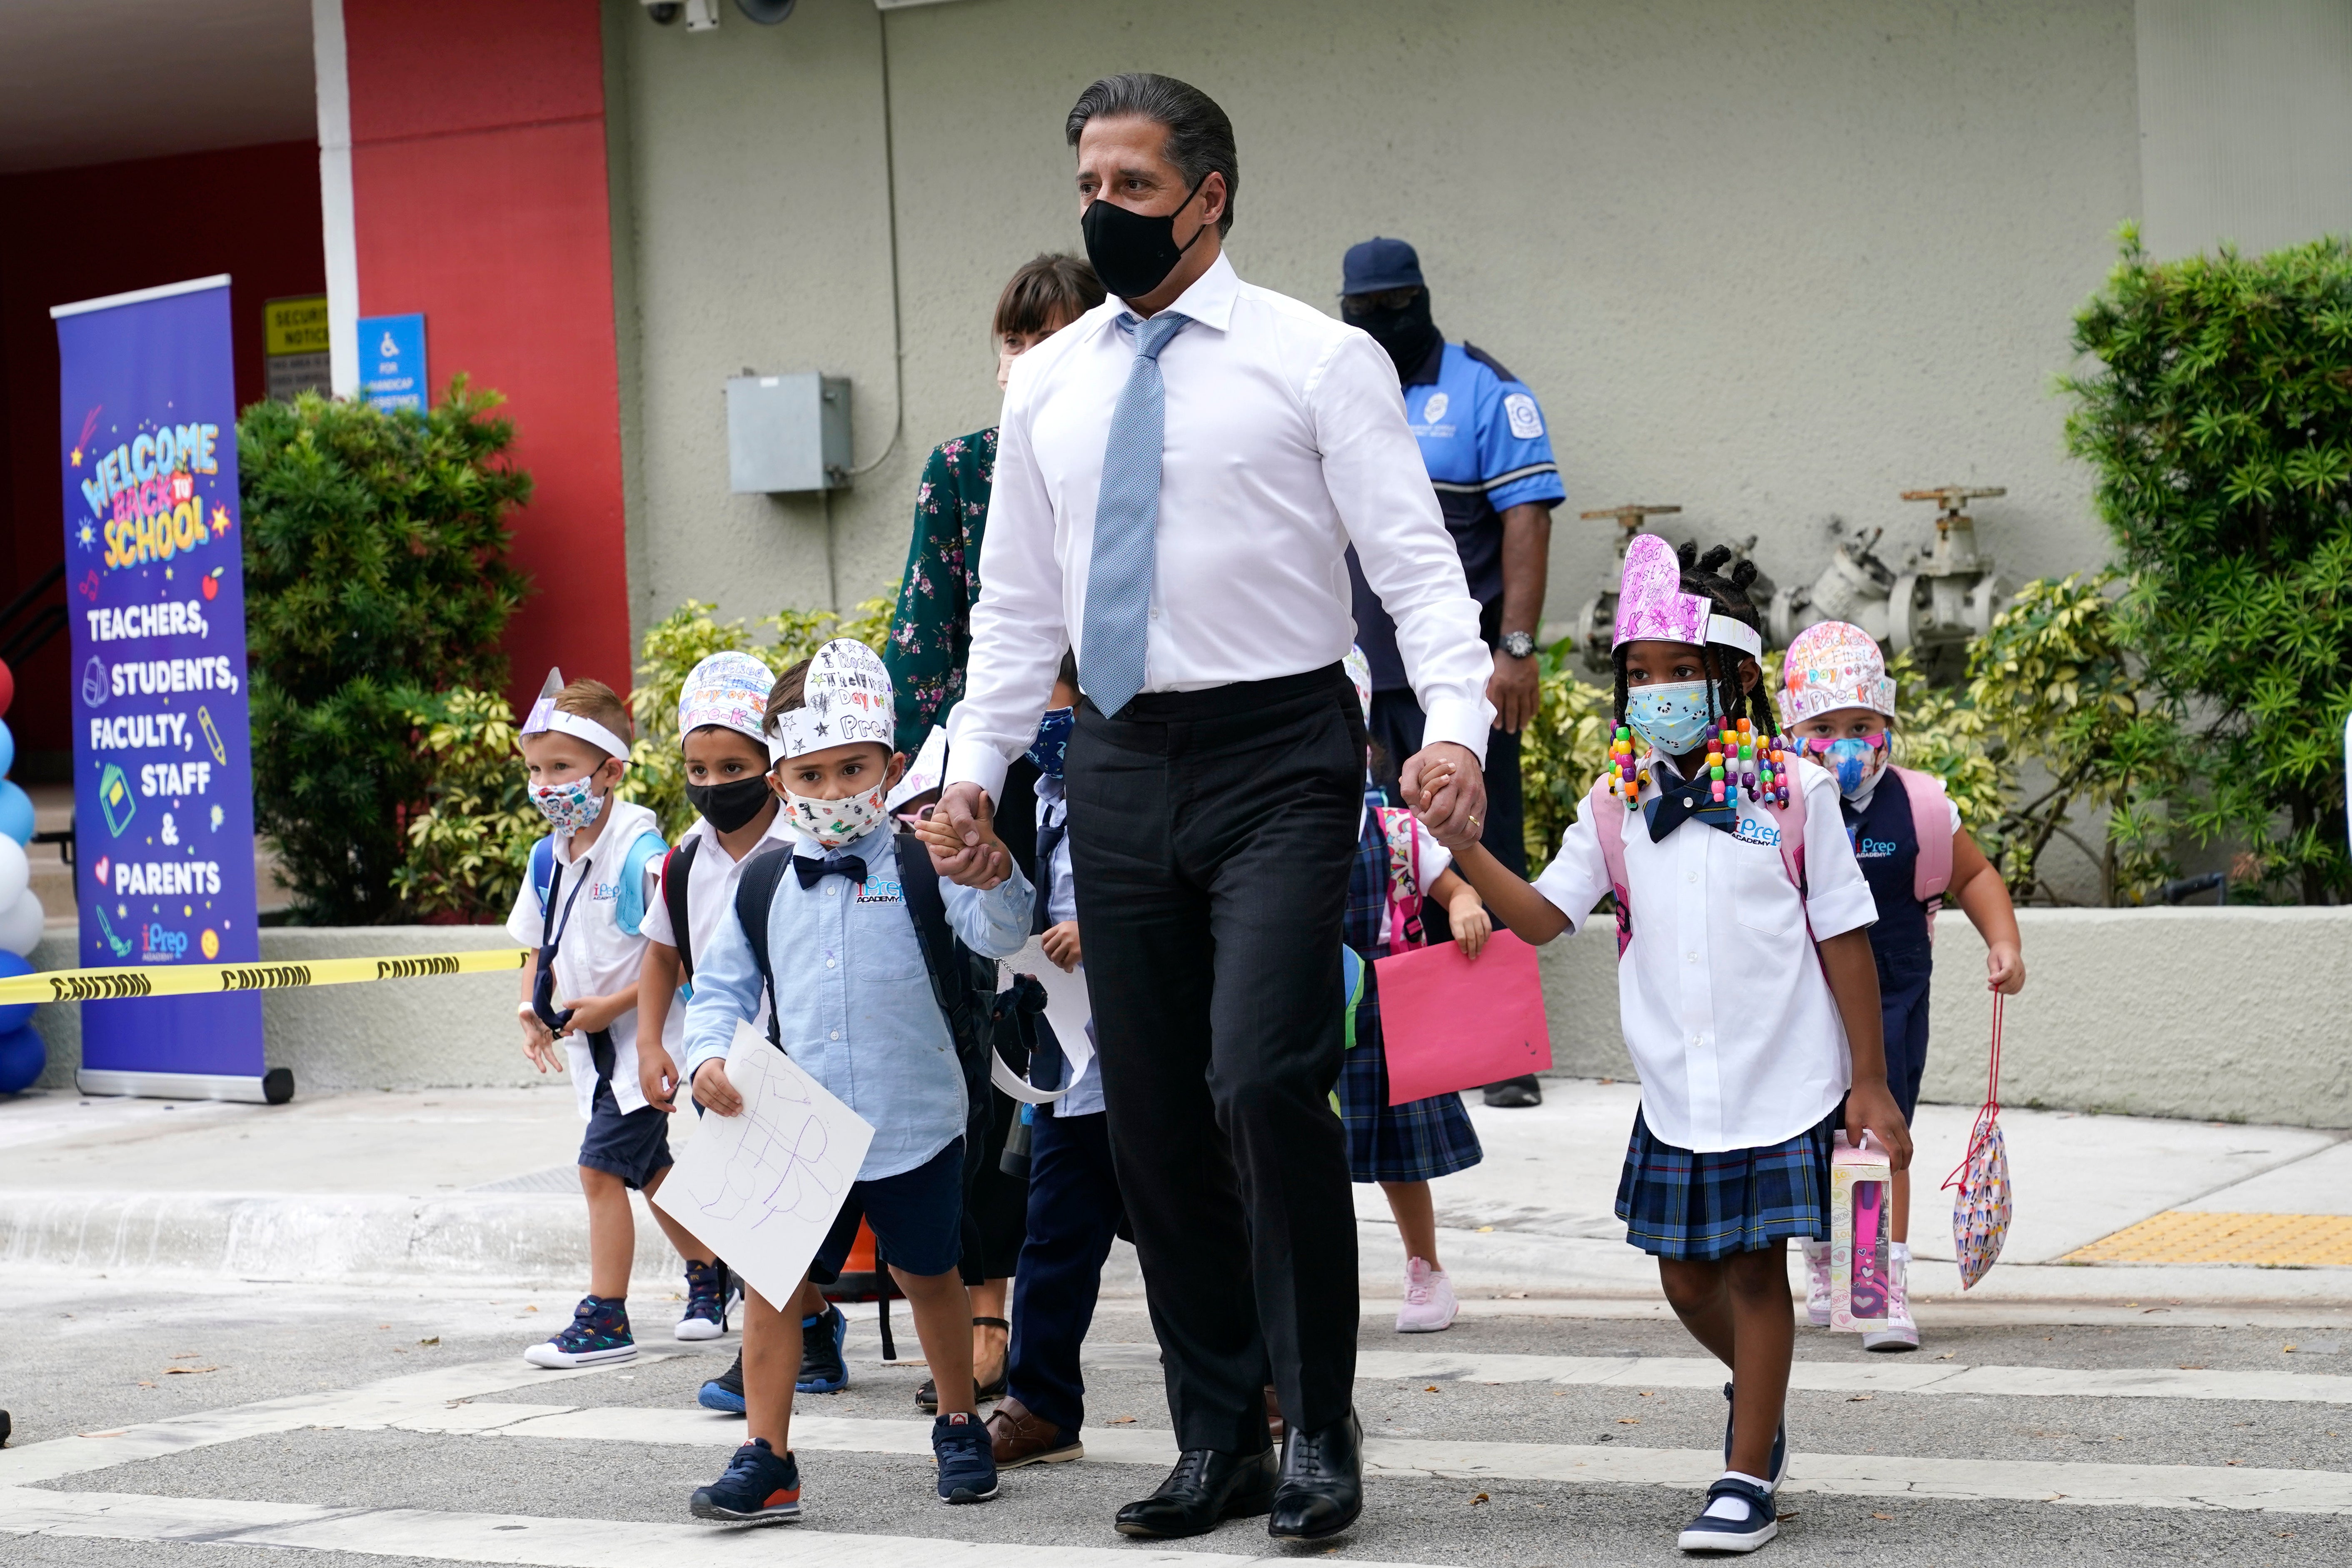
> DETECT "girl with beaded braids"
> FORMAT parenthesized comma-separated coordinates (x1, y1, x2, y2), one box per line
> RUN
(1413, 534, 1907, 1556)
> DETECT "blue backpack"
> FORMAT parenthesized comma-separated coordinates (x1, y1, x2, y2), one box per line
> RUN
(529, 826, 670, 939)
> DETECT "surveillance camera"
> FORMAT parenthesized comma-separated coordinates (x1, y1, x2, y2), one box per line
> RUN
(640, 0, 681, 21)
(644, 0, 722, 28)
(737, 0, 797, 19)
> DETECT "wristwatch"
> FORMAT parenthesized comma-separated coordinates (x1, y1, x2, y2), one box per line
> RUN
(1499, 630, 1537, 661)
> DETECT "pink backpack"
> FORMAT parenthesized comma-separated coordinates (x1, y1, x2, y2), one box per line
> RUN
(1585, 762, 1954, 956)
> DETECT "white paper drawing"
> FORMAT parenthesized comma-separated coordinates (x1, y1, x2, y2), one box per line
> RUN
(1005, 937, 1094, 1089)
(649, 1019, 875, 1306)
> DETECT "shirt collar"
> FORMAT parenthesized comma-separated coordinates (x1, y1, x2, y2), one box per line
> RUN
(1115, 251, 1238, 334)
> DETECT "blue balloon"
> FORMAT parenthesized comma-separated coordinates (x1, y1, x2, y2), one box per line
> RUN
(0, 779, 32, 846)
(0, 717, 14, 781)
(0, 1023, 44, 1095)
(0, 950, 31, 1033)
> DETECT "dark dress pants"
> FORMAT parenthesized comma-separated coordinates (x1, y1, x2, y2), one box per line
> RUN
(1064, 665, 1365, 1455)
(1005, 1108, 1124, 1436)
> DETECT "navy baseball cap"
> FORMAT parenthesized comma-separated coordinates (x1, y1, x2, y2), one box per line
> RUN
(1341, 237, 1425, 296)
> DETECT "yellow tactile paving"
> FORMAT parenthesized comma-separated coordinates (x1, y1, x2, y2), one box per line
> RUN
(2065, 1211, 2352, 1266)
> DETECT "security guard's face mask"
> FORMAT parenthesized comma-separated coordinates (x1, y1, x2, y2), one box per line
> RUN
(1343, 290, 1441, 381)
(1081, 175, 1210, 302)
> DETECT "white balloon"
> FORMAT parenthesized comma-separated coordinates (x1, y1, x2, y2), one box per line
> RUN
(0, 835, 25, 911)
(0, 888, 40, 956)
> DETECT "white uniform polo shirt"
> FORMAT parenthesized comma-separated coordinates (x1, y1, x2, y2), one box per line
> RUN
(640, 807, 796, 1040)
(1531, 752, 1877, 1153)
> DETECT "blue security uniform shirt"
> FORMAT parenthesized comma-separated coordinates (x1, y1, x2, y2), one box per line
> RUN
(682, 824, 1033, 1181)
(1349, 340, 1566, 690)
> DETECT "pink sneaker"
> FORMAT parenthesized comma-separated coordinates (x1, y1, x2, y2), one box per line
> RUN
(1395, 1257, 1457, 1333)
(1802, 1238, 1833, 1327)
(1863, 1244, 1919, 1352)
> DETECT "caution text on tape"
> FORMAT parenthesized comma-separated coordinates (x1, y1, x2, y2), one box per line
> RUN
(0, 946, 529, 1007)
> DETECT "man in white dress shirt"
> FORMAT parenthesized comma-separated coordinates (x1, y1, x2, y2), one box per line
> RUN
(934, 73, 1493, 1544)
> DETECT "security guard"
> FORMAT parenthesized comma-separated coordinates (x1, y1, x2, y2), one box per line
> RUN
(1341, 236, 1564, 1108)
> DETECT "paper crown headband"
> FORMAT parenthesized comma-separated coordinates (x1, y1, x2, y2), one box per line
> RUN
(520, 667, 632, 762)
(678, 650, 781, 759)
(768, 638, 896, 764)
(886, 724, 949, 809)
(1612, 534, 1764, 659)
(1776, 620, 1897, 724)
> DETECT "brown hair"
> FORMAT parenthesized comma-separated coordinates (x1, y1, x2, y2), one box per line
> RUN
(554, 678, 632, 758)
(763, 658, 811, 738)
(994, 254, 1105, 341)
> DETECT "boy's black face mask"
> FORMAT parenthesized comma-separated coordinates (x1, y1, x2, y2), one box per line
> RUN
(1081, 176, 1210, 302)
(687, 774, 774, 834)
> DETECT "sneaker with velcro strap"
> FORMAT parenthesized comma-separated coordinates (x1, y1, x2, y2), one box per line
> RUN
(523, 1295, 635, 1369)
(675, 1259, 733, 1342)
(799, 1302, 850, 1394)
(933, 1411, 999, 1504)
(1675, 1474, 1778, 1553)
(690, 1438, 802, 1523)
(698, 1350, 746, 1415)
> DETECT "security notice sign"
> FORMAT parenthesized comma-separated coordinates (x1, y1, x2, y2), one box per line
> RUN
(53, 275, 267, 1102)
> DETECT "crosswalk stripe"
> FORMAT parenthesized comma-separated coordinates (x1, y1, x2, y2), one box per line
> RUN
(382, 1404, 2352, 1516)
(1079, 1343, 2352, 1405)
(0, 1487, 1438, 1568)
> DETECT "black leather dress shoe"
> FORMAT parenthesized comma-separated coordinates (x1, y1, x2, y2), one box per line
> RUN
(1267, 1411, 1364, 1540)
(1114, 1446, 1278, 1538)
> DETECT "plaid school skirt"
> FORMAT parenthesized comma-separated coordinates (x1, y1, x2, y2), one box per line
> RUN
(1614, 1105, 1838, 1261)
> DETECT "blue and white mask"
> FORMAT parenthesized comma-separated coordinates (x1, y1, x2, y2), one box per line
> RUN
(1625, 679, 1716, 757)
(1804, 733, 1889, 799)
(1027, 707, 1074, 779)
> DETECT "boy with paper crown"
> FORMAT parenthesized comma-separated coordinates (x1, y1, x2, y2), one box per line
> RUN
(1418, 537, 1908, 1555)
(630, 651, 856, 1407)
(1776, 622, 2025, 1352)
(507, 670, 703, 1369)
(680, 639, 1035, 1521)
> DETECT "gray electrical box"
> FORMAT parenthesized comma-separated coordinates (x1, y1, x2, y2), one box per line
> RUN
(727, 372, 852, 492)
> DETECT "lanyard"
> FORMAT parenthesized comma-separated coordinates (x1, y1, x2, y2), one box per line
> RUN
(532, 853, 592, 1033)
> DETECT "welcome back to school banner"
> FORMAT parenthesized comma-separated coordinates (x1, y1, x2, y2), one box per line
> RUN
(53, 275, 266, 1100)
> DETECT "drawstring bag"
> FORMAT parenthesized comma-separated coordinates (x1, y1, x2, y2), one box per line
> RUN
(1943, 991, 2012, 1289)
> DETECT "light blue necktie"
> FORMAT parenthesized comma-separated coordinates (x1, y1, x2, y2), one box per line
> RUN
(1080, 311, 1189, 717)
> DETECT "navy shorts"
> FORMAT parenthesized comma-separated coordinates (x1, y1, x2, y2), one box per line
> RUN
(813, 1138, 965, 1280)
(579, 1086, 674, 1191)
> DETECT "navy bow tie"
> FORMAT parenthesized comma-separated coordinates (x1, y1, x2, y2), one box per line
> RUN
(794, 852, 869, 889)
(1644, 777, 1740, 844)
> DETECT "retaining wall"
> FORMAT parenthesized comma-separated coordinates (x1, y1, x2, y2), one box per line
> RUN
(23, 908, 2352, 1127)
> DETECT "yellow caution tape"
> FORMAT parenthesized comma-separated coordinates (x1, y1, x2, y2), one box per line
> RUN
(0, 946, 529, 1006)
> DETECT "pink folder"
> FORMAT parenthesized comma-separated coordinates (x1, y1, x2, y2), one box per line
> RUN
(1375, 930, 1552, 1106)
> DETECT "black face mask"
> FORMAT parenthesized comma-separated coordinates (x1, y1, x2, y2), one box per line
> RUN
(1081, 177, 1210, 302)
(1343, 290, 1442, 382)
(686, 774, 775, 834)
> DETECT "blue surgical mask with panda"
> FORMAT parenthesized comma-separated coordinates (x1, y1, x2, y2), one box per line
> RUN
(1026, 707, 1074, 779)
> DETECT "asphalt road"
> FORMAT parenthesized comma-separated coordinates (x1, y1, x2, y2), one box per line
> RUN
(7, 1272, 2352, 1566)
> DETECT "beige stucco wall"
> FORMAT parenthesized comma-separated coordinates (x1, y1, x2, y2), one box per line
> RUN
(601, 0, 2143, 644)
(1541, 906, 2352, 1129)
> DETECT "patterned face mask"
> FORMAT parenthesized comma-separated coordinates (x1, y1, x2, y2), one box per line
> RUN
(528, 774, 607, 832)
(782, 782, 889, 849)
(1026, 707, 1074, 779)
(1625, 679, 1716, 757)
(1805, 733, 1889, 799)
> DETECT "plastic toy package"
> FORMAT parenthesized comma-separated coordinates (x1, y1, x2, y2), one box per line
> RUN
(1830, 1131, 1893, 1333)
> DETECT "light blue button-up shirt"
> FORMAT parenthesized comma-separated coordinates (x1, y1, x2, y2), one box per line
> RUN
(683, 824, 1033, 1180)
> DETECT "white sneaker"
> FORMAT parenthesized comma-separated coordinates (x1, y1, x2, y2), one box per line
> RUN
(1395, 1256, 1457, 1333)
(1863, 1243, 1919, 1352)
(1801, 1237, 1833, 1326)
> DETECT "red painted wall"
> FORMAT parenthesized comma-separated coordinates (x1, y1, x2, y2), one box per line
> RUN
(343, 0, 632, 714)
(0, 140, 325, 769)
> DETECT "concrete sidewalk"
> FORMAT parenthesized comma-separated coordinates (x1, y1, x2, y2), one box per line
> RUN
(2, 1078, 2347, 1322)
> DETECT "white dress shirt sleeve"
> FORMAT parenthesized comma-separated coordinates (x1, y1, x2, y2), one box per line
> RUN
(1311, 332, 1497, 758)
(1528, 796, 1612, 936)
(946, 384, 1064, 805)
(1796, 759, 1878, 941)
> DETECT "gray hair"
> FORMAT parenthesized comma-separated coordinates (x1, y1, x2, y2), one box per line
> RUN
(1066, 73, 1238, 236)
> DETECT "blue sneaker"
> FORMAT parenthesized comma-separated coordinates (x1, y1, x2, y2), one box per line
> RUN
(699, 1351, 746, 1415)
(933, 1411, 998, 1504)
(524, 1295, 635, 1368)
(690, 1438, 802, 1523)
(1675, 1475, 1778, 1553)
(1720, 1382, 1788, 1489)
(797, 1303, 849, 1394)
(676, 1259, 734, 1342)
